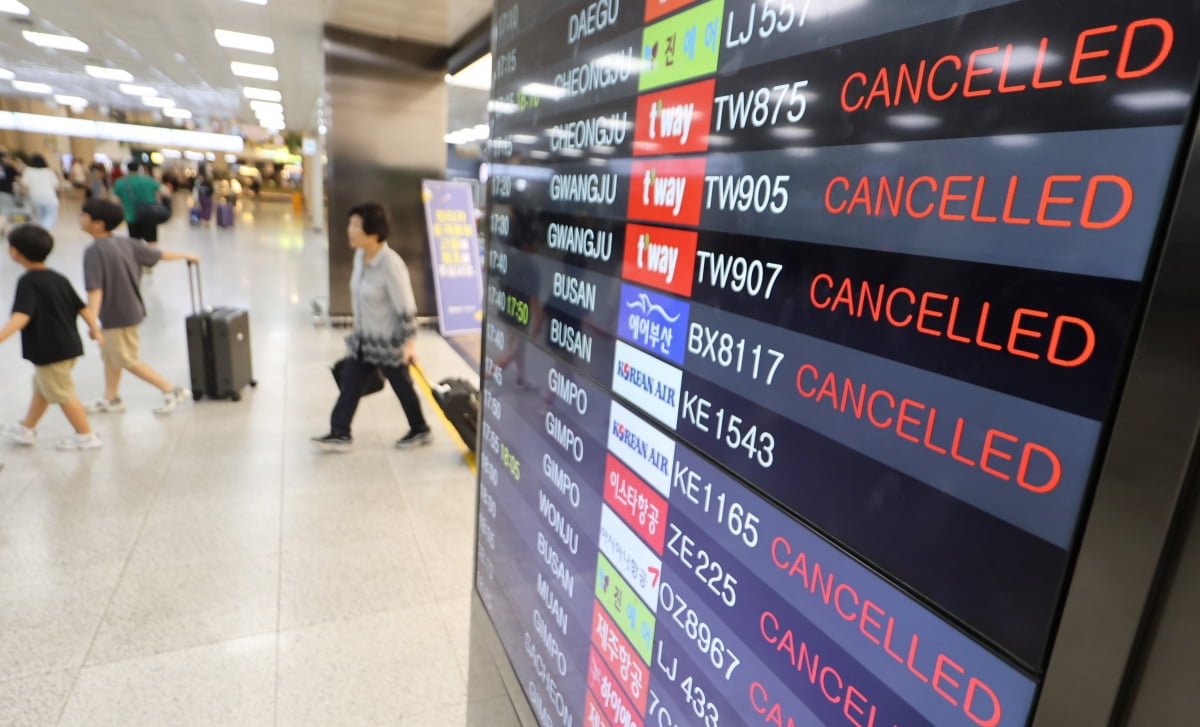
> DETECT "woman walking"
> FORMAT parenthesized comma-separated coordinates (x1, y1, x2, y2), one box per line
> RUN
(21, 155, 62, 229)
(312, 201, 432, 452)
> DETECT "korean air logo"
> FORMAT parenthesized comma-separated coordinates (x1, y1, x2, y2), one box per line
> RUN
(619, 283, 689, 364)
(613, 341, 682, 429)
(607, 401, 675, 496)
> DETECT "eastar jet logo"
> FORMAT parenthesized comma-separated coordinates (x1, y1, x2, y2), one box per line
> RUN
(635, 79, 715, 156)
(628, 158, 706, 226)
(622, 223, 697, 296)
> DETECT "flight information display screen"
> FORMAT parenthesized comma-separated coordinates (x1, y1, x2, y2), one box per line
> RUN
(475, 2, 1200, 726)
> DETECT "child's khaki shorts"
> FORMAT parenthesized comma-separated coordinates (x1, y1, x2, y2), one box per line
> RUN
(101, 326, 141, 369)
(33, 358, 78, 405)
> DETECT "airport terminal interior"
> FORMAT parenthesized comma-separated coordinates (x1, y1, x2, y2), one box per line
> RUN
(6, 1, 1200, 726)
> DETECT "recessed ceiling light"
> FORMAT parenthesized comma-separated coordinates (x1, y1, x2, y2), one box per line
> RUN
(0, 0, 30, 16)
(214, 29, 274, 54)
(0, 68, 13, 80)
(143, 97, 176, 108)
(256, 115, 285, 125)
(243, 87, 281, 102)
(12, 81, 52, 94)
(231, 62, 279, 81)
(237, 0, 268, 5)
(249, 100, 283, 113)
(120, 83, 156, 96)
(85, 65, 134, 82)
(22, 31, 89, 53)
(164, 108, 193, 119)
(54, 94, 87, 107)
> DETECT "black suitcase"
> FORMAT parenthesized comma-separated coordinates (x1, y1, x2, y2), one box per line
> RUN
(433, 377, 479, 452)
(186, 262, 256, 401)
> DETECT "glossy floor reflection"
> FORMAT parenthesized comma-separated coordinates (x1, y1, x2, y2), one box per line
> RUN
(0, 196, 495, 726)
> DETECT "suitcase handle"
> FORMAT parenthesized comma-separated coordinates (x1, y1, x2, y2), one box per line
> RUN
(187, 260, 205, 314)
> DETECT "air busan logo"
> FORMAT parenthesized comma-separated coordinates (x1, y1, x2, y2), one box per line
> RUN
(612, 341, 682, 429)
(634, 79, 714, 156)
(607, 401, 675, 496)
(622, 223, 696, 297)
(628, 158, 705, 226)
(618, 283, 690, 364)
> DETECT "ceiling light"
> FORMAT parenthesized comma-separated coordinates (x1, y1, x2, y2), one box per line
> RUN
(214, 29, 274, 54)
(161, 149, 183, 158)
(120, 83, 156, 96)
(0, 0, 30, 16)
(257, 117, 285, 127)
(243, 87, 281, 102)
(54, 94, 87, 107)
(144, 97, 176, 108)
(225, 155, 238, 163)
(231, 62, 278, 81)
(185, 151, 205, 161)
(445, 53, 492, 91)
(0, 69, 13, 80)
(12, 81, 52, 94)
(22, 31, 89, 53)
(164, 108, 193, 119)
(237, 0, 267, 4)
(249, 100, 282, 113)
(85, 65, 133, 82)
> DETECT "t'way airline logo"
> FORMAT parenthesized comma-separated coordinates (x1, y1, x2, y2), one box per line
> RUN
(628, 158, 706, 226)
(622, 223, 697, 296)
(634, 79, 715, 156)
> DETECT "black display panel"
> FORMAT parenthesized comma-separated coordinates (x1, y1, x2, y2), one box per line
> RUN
(476, 1, 1200, 726)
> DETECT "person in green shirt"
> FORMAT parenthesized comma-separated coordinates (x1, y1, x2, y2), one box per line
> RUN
(112, 160, 168, 243)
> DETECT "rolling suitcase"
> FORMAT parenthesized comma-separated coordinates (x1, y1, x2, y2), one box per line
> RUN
(432, 377, 479, 452)
(186, 262, 256, 401)
(216, 202, 234, 228)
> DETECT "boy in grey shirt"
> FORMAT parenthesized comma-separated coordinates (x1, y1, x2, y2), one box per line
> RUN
(79, 199, 198, 415)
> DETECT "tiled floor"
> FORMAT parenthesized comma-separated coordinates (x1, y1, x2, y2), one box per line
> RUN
(0, 196, 484, 726)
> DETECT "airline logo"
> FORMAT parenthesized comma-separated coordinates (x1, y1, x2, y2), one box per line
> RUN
(605, 453, 669, 555)
(634, 79, 715, 156)
(622, 224, 697, 297)
(645, 0, 702, 22)
(608, 401, 675, 497)
(591, 604, 649, 712)
(628, 158, 706, 227)
(618, 283, 690, 364)
(599, 505, 663, 610)
(639, 0, 723, 92)
(595, 551, 656, 663)
(612, 341, 683, 429)
(587, 648, 641, 727)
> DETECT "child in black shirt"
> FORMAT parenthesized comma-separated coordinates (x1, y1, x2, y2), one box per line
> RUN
(0, 224, 105, 450)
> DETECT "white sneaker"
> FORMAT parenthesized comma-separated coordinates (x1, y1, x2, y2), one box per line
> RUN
(153, 386, 191, 416)
(1, 423, 35, 447)
(84, 397, 125, 414)
(55, 432, 101, 450)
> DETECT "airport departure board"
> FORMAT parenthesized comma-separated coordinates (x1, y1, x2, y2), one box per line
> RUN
(476, 1, 1200, 725)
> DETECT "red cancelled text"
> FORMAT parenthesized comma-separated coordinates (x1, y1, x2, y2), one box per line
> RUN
(841, 19, 1174, 112)
(768, 540, 1003, 727)
(809, 274, 1096, 367)
(824, 174, 1134, 229)
(795, 364, 1063, 494)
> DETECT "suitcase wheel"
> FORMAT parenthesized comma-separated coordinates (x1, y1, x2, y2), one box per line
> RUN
(229, 392, 241, 402)
(192, 391, 202, 401)
(250, 380, 258, 388)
